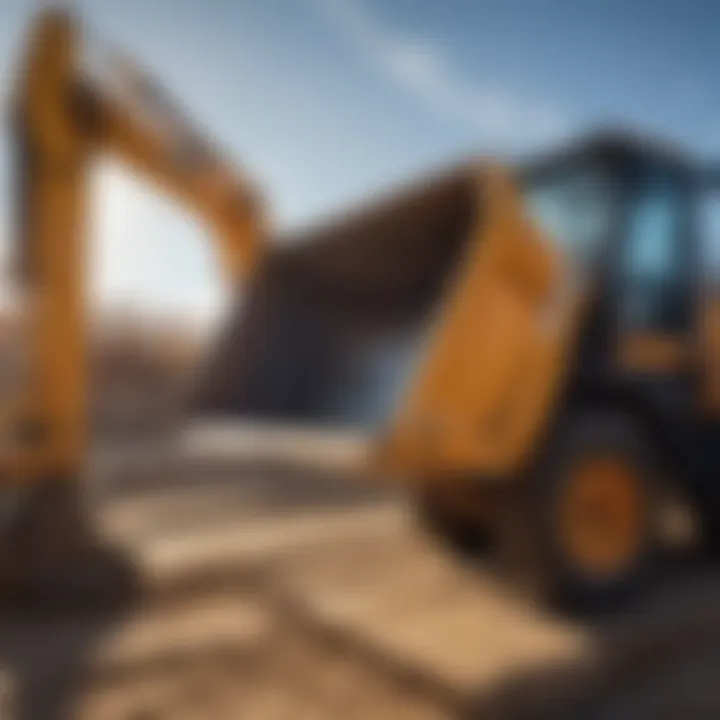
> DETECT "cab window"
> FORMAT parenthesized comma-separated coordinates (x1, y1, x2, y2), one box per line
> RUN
(617, 164, 691, 333)
(699, 190, 720, 287)
(523, 166, 614, 271)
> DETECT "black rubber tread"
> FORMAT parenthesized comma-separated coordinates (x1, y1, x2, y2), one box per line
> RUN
(505, 412, 661, 613)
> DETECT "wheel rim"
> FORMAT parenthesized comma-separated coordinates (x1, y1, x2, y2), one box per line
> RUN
(559, 455, 645, 578)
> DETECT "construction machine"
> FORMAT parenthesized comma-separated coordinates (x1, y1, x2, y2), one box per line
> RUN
(8, 7, 720, 610)
(196, 134, 720, 608)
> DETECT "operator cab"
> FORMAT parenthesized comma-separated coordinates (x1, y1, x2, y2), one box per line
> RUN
(520, 131, 710, 378)
(521, 131, 699, 341)
(520, 130, 720, 495)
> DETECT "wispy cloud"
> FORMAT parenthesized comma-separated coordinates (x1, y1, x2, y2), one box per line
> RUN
(309, 0, 571, 148)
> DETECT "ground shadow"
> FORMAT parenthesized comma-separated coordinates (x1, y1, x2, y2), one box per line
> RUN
(467, 553, 720, 719)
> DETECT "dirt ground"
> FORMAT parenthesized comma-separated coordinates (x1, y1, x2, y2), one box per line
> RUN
(2, 441, 720, 719)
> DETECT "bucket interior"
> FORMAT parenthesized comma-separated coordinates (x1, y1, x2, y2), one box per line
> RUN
(193, 169, 481, 429)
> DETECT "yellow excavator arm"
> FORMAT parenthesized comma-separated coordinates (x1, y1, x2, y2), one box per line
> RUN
(8, 8, 262, 482)
(16, 8, 262, 280)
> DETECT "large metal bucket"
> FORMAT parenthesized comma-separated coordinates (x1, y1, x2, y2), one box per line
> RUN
(192, 168, 481, 430)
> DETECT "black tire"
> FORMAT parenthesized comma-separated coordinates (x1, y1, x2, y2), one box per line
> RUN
(507, 412, 661, 612)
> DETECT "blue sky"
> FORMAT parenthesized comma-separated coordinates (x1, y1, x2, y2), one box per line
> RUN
(0, 0, 718, 320)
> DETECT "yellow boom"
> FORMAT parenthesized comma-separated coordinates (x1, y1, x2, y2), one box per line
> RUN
(10, 8, 261, 484)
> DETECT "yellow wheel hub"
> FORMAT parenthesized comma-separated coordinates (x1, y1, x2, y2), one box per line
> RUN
(559, 456, 645, 577)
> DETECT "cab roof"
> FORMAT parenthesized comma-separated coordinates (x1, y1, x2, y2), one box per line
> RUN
(521, 128, 699, 181)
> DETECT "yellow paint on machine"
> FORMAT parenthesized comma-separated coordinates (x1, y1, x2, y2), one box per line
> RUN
(10, 9, 262, 482)
(379, 167, 585, 480)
